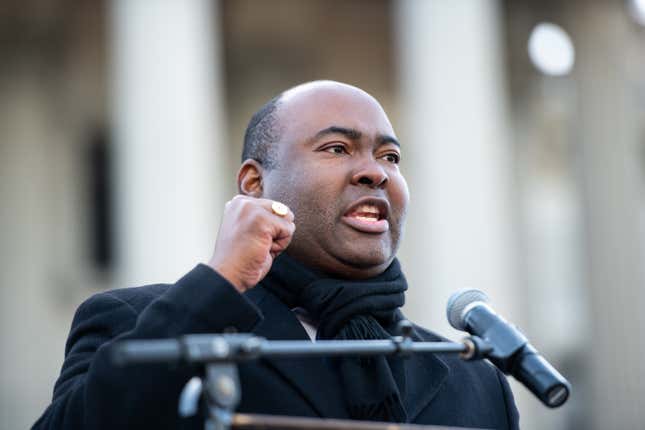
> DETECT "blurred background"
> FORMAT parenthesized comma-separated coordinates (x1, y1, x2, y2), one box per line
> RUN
(2, 0, 645, 428)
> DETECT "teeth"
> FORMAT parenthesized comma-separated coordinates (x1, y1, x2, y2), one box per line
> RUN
(346, 203, 383, 222)
(356, 204, 379, 214)
(355, 215, 378, 222)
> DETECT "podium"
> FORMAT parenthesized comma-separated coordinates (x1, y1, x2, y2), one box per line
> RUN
(230, 413, 483, 429)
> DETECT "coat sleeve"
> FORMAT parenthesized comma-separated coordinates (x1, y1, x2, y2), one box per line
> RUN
(32, 264, 262, 430)
(496, 369, 520, 430)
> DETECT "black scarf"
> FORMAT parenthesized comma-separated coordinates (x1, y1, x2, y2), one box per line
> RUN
(261, 254, 409, 423)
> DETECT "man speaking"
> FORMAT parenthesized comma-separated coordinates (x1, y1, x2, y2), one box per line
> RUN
(34, 81, 519, 429)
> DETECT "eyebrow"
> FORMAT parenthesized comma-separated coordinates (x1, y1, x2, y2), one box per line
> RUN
(312, 126, 400, 147)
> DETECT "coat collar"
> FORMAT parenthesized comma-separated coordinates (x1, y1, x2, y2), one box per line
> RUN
(244, 286, 449, 422)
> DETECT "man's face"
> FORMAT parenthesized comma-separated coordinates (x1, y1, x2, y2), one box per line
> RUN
(261, 83, 409, 279)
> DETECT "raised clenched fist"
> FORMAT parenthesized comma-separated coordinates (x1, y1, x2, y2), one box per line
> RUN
(207, 195, 296, 292)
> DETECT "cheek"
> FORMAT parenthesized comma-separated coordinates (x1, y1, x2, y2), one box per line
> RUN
(390, 176, 410, 221)
(292, 181, 340, 226)
(266, 170, 339, 223)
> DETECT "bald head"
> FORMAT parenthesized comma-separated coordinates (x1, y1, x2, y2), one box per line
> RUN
(280, 80, 379, 106)
(242, 81, 387, 170)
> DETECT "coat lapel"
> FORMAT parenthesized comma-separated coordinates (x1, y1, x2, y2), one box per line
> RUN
(244, 288, 450, 422)
(402, 325, 450, 421)
(245, 286, 349, 419)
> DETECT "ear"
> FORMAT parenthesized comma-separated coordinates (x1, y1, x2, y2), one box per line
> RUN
(237, 159, 264, 197)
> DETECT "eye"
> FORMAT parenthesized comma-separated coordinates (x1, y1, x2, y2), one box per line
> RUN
(323, 144, 348, 155)
(382, 153, 400, 164)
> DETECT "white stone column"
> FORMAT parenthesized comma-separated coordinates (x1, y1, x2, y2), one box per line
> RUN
(395, 1, 532, 423)
(395, 0, 519, 336)
(110, 0, 225, 285)
(571, 3, 645, 428)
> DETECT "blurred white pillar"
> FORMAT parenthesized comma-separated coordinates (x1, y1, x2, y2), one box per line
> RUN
(395, 1, 519, 336)
(572, 4, 645, 428)
(110, 0, 225, 285)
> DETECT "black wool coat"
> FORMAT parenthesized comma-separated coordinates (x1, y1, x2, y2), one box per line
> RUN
(33, 264, 519, 430)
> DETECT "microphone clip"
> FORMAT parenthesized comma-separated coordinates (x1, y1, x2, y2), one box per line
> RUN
(459, 336, 493, 361)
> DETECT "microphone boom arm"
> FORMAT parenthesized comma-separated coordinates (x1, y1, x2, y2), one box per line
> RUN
(111, 321, 491, 430)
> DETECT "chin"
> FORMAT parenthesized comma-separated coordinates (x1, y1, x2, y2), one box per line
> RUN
(337, 243, 392, 269)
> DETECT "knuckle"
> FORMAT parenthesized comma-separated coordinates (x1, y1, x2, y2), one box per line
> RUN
(238, 199, 254, 214)
(227, 195, 247, 210)
(250, 208, 268, 224)
(280, 220, 295, 235)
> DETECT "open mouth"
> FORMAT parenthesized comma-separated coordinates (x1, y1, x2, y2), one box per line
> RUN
(346, 204, 384, 222)
(341, 198, 390, 234)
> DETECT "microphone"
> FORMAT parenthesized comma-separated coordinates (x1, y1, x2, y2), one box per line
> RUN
(447, 289, 571, 408)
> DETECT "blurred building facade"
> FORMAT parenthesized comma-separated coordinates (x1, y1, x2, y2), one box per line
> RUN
(2, 1, 645, 429)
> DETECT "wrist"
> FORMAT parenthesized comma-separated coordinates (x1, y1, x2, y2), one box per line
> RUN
(207, 261, 246, 293)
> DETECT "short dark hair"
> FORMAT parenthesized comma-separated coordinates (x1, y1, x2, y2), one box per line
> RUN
(242, 95, 282, 169)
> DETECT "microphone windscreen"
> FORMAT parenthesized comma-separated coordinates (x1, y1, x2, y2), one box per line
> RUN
(446, 289, 489, 330)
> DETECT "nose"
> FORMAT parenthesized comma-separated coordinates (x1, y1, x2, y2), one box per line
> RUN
(350, 159, 389, 189)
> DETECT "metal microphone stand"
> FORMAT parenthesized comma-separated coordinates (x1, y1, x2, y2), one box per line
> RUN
(112, 321, 491, 430)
